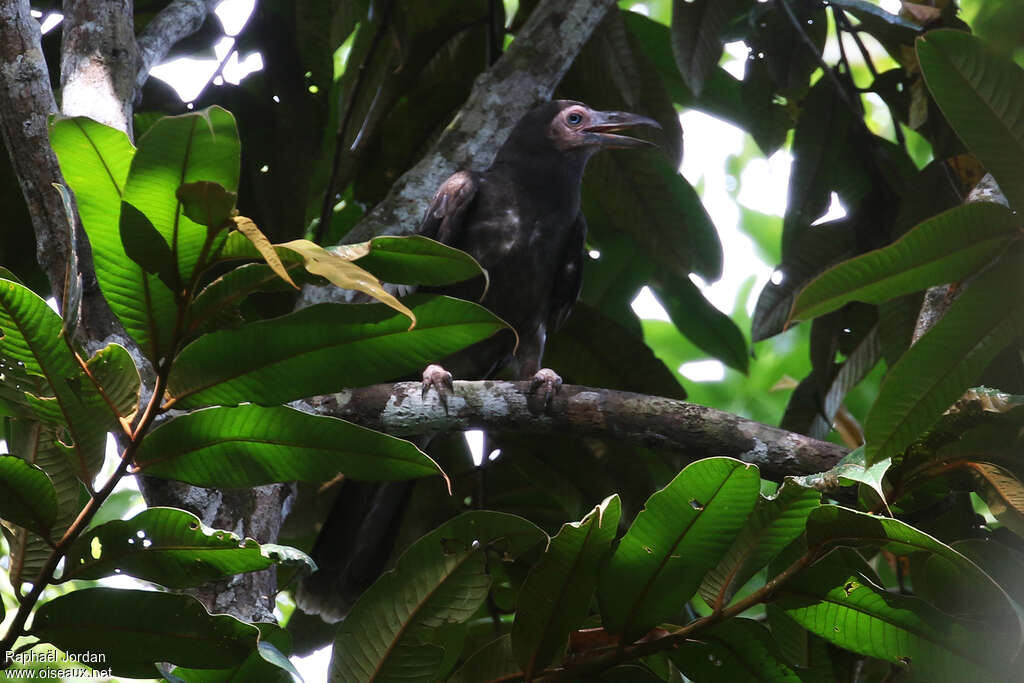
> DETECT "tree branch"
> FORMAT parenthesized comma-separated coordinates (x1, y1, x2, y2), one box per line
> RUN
(307, 381, 850, 479)
(135, 0, 219, 94)
(322, 0, 618, 251)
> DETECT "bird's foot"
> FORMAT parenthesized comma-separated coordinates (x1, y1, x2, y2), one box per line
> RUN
(421, 364, 454, 413)
(529, 368, 563, 411)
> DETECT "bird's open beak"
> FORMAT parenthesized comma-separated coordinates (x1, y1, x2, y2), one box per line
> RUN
(582, 110, 661, 149)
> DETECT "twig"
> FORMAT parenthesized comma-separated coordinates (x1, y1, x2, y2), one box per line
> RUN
(774, 0, 859, 113)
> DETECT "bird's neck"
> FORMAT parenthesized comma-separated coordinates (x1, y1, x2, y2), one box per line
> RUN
(491, 147, 590, 208)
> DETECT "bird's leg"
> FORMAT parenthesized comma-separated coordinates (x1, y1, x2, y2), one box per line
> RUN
(421, 363, 454, 413)
(518, 329, 562, 410)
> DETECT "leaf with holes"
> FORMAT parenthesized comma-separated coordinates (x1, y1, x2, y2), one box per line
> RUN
(775, 552, 1016, 682)
(63, 507, 313, 588)
(330, 511, 546, 683)
(597, 458, 760, 641)
(0, 279, 112, 479)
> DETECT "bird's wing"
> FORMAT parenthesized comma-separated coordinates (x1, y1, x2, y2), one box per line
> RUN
(548, 211, 587, 332)
(417, 170, 479, 245)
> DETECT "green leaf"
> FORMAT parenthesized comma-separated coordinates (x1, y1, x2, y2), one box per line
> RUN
(125, 106, 240, 284)
(176, 180, 238, 230)
(513, 495, 621, 677)
(670, 0, 734, 97)
(865, 253, 1024, 464)
(788, 447, 890, 504)
(653, 274, 748, 373)
(583, 151, 723, 285)
(448, 634, 521, 683)
(50, 116, 177, 362)
(670, 618, 802, 682)
(775, 553, 1016, 683)
(29, 588, 259, 678)
(917, 29, 1024, 213)
(0, 278, 110, 479)
(597, 457, 760, 640)
(119, 201, 179, 290)
(135, 404, 443, 488)
(348, 235, 487, 289)
(330, 511, 546, 683)
(699, 483, 821, 609)
(791, 202, 1018, 321)
(0, 454, 58, 538)
(166, 623, 297, 683)
(807, 505, 1018, 623)
(63, 507, 312, 588)
(185, 262, 301, 338)
(167, 294, 509, 409)
(86, 342, 140, 420)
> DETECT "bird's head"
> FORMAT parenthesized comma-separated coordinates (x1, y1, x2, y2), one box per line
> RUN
(497, 100, 661, 164)
(545, 100, 661, 152)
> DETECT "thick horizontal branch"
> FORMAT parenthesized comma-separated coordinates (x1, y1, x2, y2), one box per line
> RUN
(308, 382, 850, 479)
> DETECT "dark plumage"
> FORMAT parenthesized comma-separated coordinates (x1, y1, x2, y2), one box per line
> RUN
(418, 100, 659, 397)
(296, 100, 659, 623)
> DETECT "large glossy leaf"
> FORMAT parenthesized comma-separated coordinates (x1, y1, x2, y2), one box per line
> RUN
(597, 457, 760, 641)
(124, 106, 240, 285)
(347, 235, 487, 288)
(449, 634, 521, 683)
(184, 262, 300, 338)
(653, 274, 748, 373)
(62, 507, 313, 588)
(864, 253, 1024, 464)
(86, 342, 140, 421)
(752, 218, 859, 342)
(0, 279, 110, 479)
(50, 116, 177, 362)
(166, 294, 509, 409)
(791, 202, 1017, 321)
(512, 495, 621, 677)
(699, 483, 821, 610)
(166, 622, 296, 683)
(624, 12, 789, 156)
(29, 588, 259, 678)
(330, 511, 546, 683)
(670, 618, 802, 682)
(917, 29, 1024, 213)
(670, 0, 734, 97)
(807, 505, 1018, 622)
(0, 454, 58, 539)
(775, 553, 1015, 682)
(135, 404, 442, 487)
(583, 151, 723, 285)
(5, 421, 85, 583)
(544, 302, 687, 400)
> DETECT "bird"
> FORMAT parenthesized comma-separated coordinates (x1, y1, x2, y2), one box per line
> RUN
(417, 99, 660, 403)
(295, 100, 660, 623)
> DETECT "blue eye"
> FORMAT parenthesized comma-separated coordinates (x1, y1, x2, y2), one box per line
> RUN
(567, 112, 583, 125)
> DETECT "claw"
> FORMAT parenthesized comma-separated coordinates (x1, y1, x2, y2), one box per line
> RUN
(422, 364, 454, 413)
(529, 368, 563, 411)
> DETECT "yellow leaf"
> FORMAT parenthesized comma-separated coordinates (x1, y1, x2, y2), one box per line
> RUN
(233, 216, 298, 290)
(277, 239, 416, 330)
(331, 241, 372, 261)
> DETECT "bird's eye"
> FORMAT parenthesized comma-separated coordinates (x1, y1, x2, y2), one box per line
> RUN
(566, 112, 583, 126)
